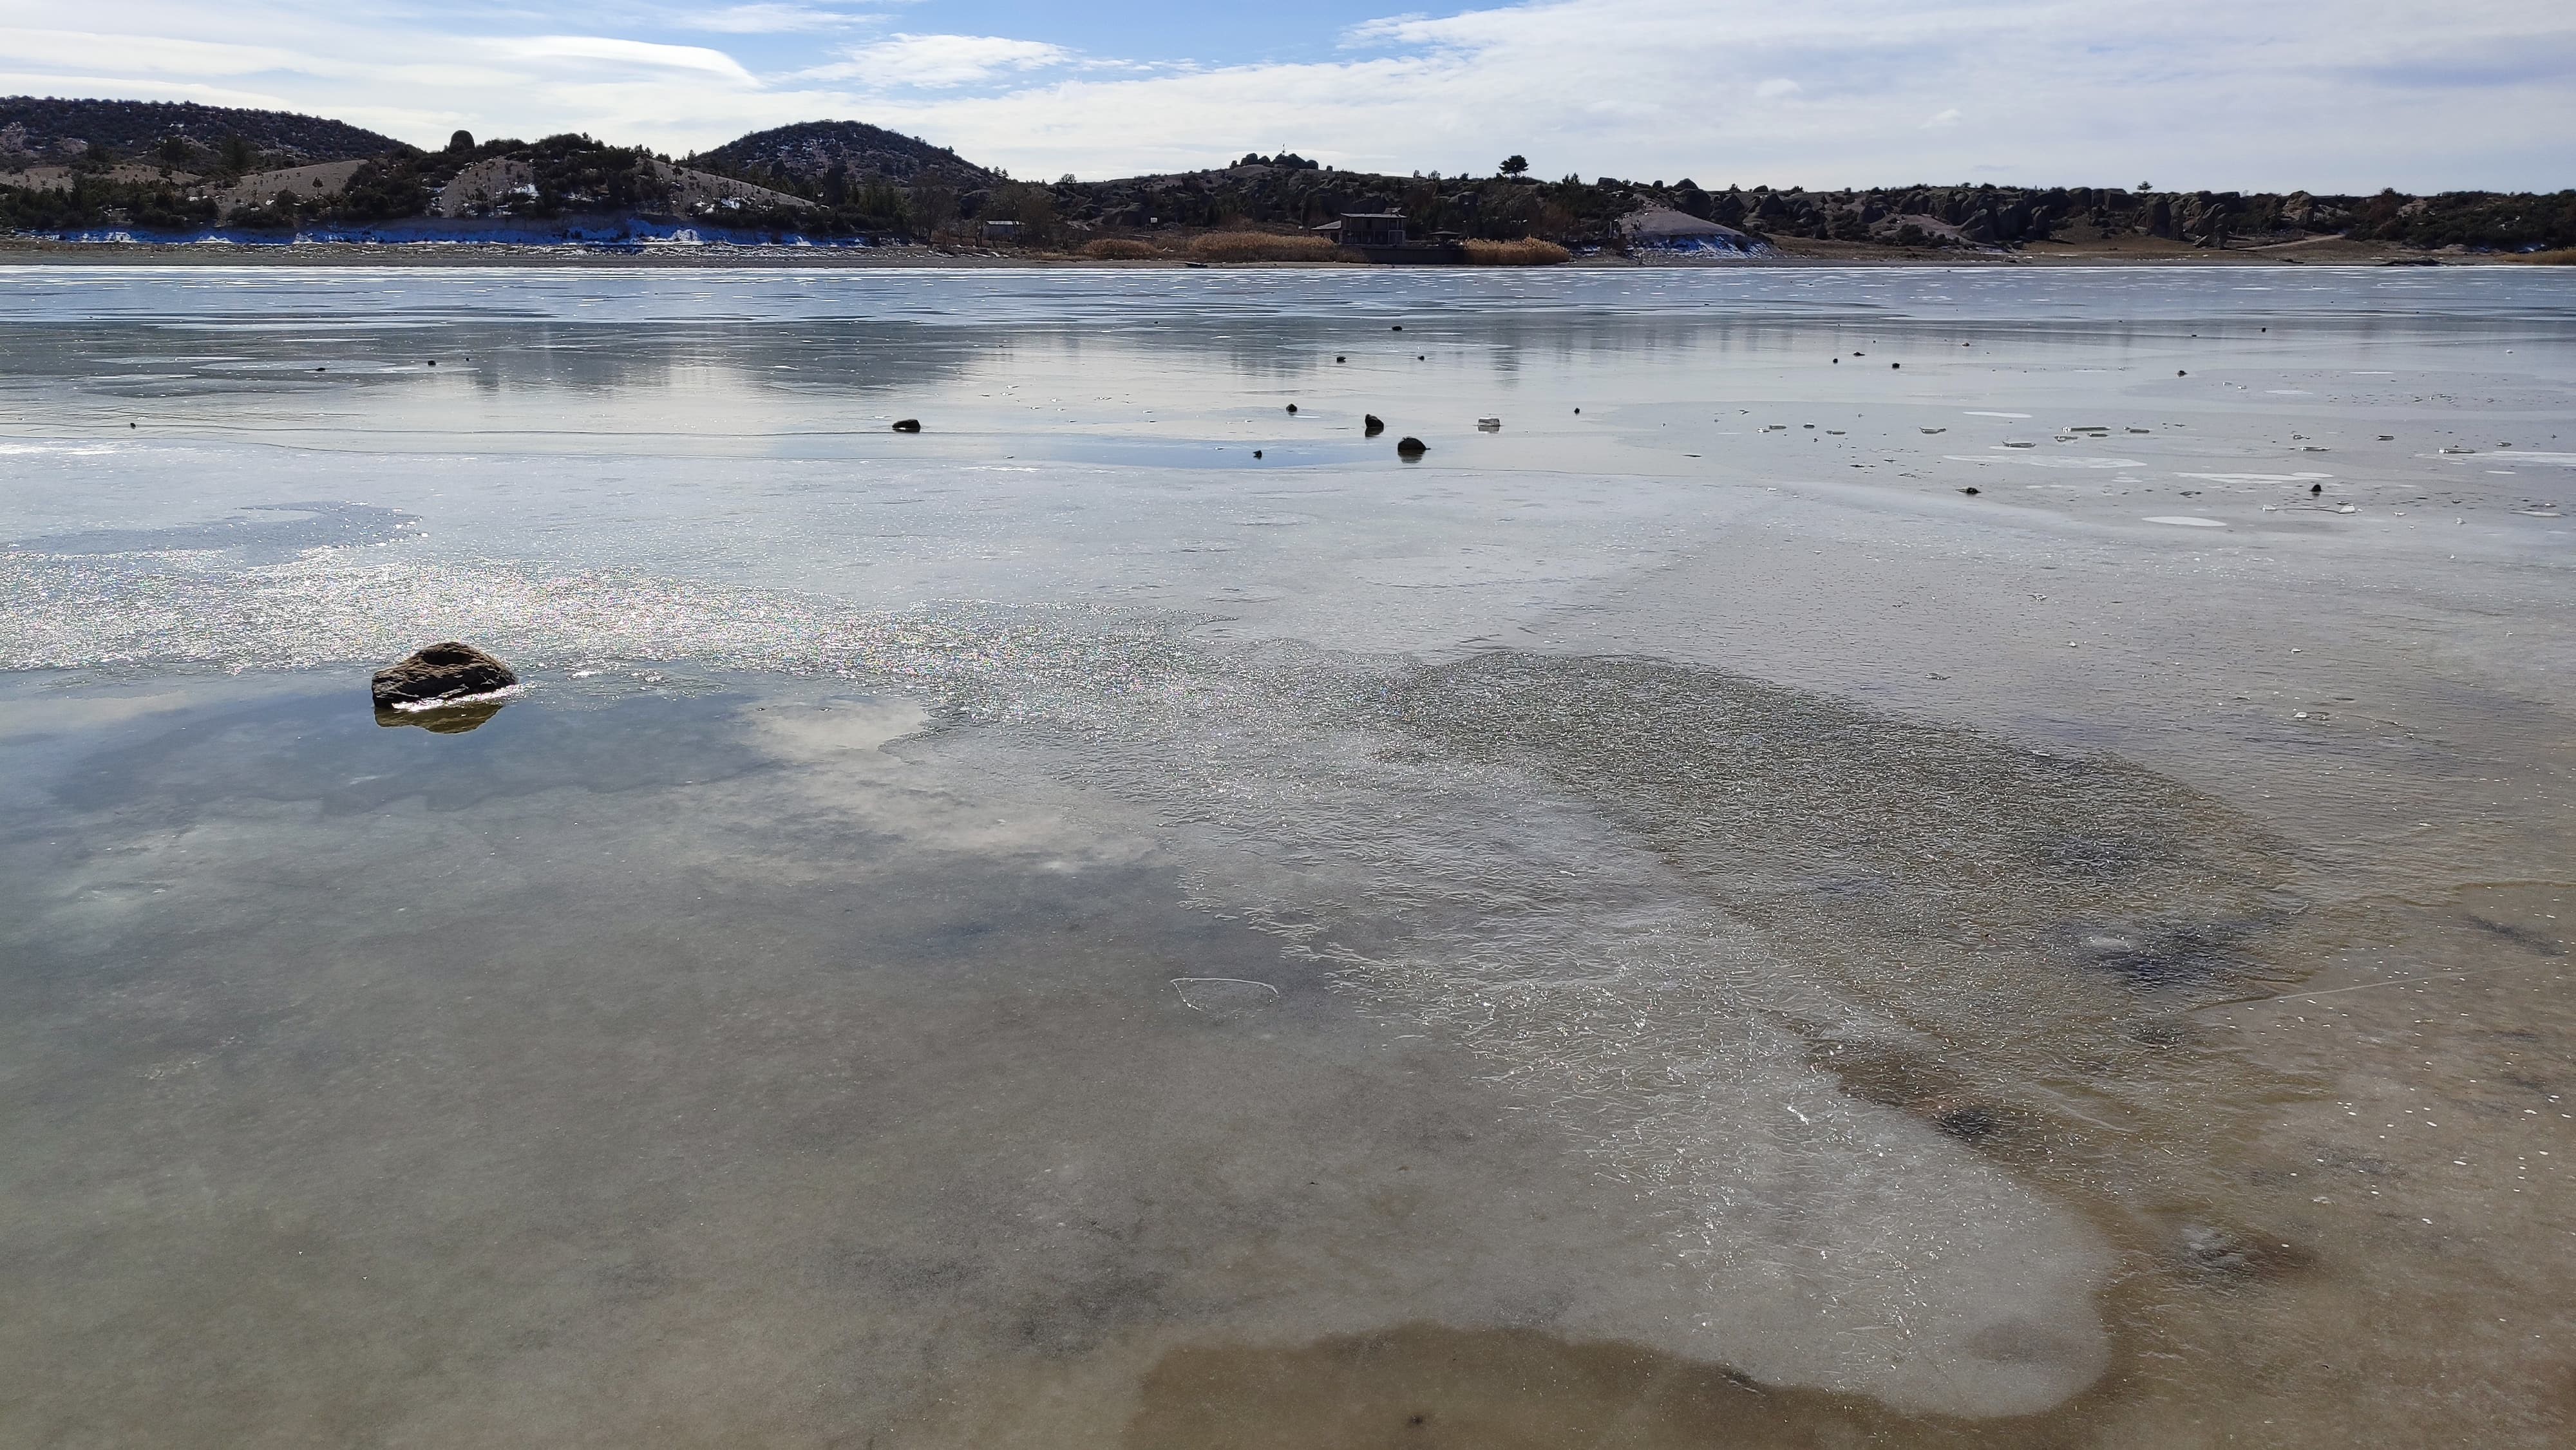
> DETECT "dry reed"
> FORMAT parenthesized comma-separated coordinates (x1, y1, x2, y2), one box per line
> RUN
(1081, 237, 1161, 260)
(1186, 231, 1342, 263)
(1462, 238, 1573, 266)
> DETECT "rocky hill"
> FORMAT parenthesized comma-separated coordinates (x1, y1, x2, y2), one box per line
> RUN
(0, 97, 402, 167)
(1039, 163, 2575, 254)
(3, 97, 2569, 254)
(0, 127, 829, 236)
(688, 121, 997, 190)
(1609, 181, 2576, 253)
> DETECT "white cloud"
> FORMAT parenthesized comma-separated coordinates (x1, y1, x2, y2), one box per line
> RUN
(0, 1, 2568, 191)
(803, 32, 1075, 89)
(491, 35, 761, 84)
(862, 0, 2572, 190)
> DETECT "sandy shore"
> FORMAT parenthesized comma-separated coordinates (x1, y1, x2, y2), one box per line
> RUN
(0, 234, 2531, 268)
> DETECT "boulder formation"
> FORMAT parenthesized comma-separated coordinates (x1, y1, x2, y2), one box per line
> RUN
(371, 641, 517, 708)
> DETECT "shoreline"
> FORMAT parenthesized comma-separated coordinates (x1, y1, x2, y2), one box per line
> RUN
(0, 235, 2548, 269)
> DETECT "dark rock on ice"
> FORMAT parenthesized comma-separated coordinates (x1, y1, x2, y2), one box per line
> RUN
(1364, 414, 1385, 437)
(372, 641, 518, 709)
(892, 418, 922, 432)
(1960, 486, 1980, 495)
(1285, 403, 1298, 414)
(1396, 437, 1428, 458)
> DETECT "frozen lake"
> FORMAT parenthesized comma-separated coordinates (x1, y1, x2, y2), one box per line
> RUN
(1, 264, 2571, 1447)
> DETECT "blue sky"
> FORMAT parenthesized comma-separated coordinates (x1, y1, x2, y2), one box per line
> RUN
(4, 1, 2572, 191)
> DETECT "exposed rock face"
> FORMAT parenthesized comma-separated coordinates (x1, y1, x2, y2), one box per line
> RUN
(371, 642, 518, 708)
(426, 155, 809, 220)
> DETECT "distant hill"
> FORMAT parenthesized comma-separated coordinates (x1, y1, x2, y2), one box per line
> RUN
(0, 97, 406, 165)
(690, 120, 998, 189)
(5, 96, 2571, 254)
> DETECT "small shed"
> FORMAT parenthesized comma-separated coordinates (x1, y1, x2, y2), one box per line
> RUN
(1316, 212, 1410, 247)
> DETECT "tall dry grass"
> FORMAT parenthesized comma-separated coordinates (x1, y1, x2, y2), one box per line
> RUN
(1462, 238, 1573, 266)
(1186, 231, 1342, 263)
(1081, 237, 1161, 260)
(2514, 248, 2576, 265)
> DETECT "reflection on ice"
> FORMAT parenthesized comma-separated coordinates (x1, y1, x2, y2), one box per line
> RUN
(374, 694, 509, 732)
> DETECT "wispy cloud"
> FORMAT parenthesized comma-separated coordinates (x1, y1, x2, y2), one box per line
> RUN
(802, 32, 1075, 89)
(0, 27, 319, 78)
(681, 4, 876, 36)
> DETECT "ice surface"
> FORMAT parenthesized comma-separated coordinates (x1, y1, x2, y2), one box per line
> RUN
(2, 265, 2571, 1447)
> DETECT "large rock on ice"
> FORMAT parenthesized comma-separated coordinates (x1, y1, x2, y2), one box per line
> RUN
(371, 641, 518, 708)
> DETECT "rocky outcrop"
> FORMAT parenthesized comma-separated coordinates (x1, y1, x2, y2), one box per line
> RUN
(372, 642, 518, 708)
(427, 153, 808, 220)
